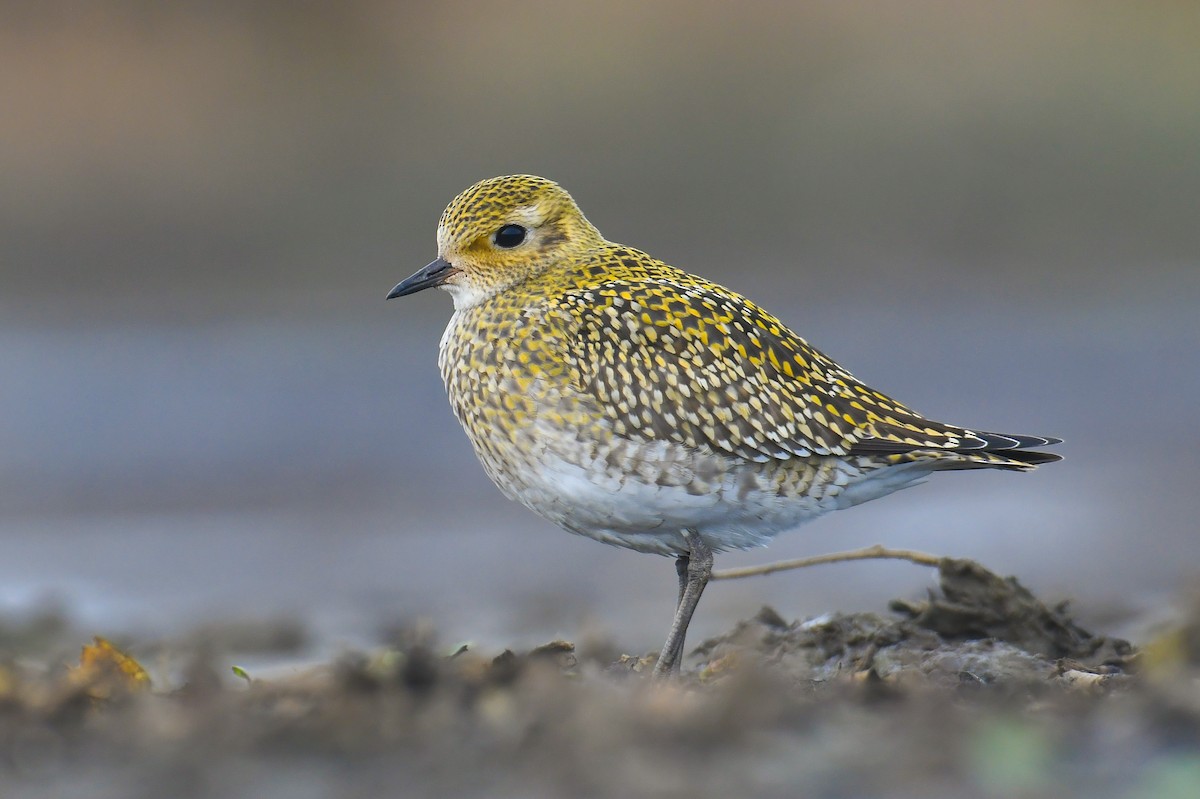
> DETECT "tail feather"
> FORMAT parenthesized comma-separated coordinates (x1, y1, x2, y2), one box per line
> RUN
(853, 426, 1062, 472)
(927, 447, 1062, 472)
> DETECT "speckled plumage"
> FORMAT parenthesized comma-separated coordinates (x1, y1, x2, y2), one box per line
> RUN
(389, 175, 1060, 675)
(392, 175, 1060, 558)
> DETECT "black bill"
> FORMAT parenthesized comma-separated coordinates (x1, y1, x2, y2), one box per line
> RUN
(387, 257, 456, 299)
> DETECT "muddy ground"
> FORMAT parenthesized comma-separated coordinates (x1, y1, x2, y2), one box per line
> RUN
(2, 559, 1199, 799)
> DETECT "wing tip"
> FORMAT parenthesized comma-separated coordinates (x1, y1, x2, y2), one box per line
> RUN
(969, 431, 1063, 451)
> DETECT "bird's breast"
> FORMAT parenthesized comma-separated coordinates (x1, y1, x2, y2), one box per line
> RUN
(437, 302, 586, 485)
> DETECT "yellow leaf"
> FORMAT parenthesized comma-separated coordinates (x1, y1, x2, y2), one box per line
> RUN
(72, 636, 151, 697)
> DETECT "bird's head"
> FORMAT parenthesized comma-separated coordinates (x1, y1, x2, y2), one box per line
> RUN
(388, 175, 603, 310)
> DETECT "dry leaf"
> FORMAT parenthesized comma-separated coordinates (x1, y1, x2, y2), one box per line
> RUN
(71, 636, 151, 698)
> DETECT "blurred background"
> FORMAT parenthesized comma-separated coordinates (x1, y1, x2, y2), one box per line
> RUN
(2, 0, 1197, 660)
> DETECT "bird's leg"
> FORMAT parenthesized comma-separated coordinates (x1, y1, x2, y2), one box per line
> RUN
(660, 554, 689, 670)
(675, 553, 690, 609)
(653, 530, 713, 678)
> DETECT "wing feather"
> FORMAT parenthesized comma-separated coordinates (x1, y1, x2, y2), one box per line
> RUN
(560, 273, 993, 461)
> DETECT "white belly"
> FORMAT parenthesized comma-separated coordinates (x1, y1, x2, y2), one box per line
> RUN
(493, 433, 935, 556)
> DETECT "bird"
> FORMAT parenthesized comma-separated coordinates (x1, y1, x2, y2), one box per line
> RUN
(387, 174, 1061, 677)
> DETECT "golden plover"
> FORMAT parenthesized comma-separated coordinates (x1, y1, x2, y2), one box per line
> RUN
(388, 175, 1060, 676)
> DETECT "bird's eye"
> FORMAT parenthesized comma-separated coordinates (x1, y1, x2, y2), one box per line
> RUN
(493, 224, 527, 248)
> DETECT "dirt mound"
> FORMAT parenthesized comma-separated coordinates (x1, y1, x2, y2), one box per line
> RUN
(688, 557, 1133, 689)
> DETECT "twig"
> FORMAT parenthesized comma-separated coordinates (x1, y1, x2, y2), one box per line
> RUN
(711, 544, 943, 581)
